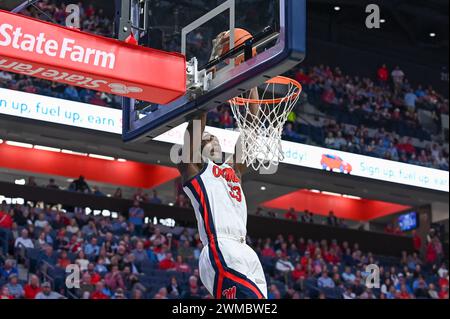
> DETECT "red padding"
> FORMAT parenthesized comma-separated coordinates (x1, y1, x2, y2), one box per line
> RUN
(0, 10, 186, 104)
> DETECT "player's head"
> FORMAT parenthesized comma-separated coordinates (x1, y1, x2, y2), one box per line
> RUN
(210, 28, 257, 65)
(202, 132, 223, 163)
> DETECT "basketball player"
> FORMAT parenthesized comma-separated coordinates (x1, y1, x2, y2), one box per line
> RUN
(176, 30, 268, 300)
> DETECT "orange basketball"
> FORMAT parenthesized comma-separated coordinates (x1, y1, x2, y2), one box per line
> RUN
(218, 28, 257, 65)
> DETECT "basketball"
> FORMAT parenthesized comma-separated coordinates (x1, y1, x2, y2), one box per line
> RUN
(214, 28, 258, 65)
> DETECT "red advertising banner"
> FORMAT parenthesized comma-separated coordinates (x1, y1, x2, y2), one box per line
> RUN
(0, 10, 186, 104)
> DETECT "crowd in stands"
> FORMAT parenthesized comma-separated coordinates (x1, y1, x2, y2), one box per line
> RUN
(0, 199, 448, 300)
(208, 64, 449, 171)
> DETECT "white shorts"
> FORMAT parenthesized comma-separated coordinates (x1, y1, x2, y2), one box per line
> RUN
(198, 236, 268, 299)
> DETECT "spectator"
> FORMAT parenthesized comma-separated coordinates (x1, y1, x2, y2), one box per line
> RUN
(167, 276, 182, 297)
(391, 66, 405, 91)
(284, 208, 298, 222)
(377, 64, 389, 86)
(318, 271, 335, 288)
(14, 229, 34, 249)
(24, 275, 41, 299)
(46, 178, 59, 190)
(159, 252, 177, 271)
(91, 281, 110, 299)
(70, 176, 91, 193)
(178, 240, 194, 260)
(104, 265, 125, 291)
(128, 201, 145, 236)
(113, 188, 123, 199)
(35, 282, 65, 299)
(0, 285, 13, 299)
(326, 211, 338, 227)
(0, 259, 18, 279)
(149, 190, 162, 205)
(6, 274, 24, 299)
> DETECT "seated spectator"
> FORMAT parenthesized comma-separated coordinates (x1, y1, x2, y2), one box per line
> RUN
(167, 276, 182, 298)
(0, 285, 13, 299)
(439, 285, 449, 299)
(84, 237, 100, 257)
(318, 271, 335, 288)
(56, 250, 71, 269)
(428, 283, 439, 299)
(175, 256, 191, 273)
(104, 265, 125, 291)
(112, 188, 123, 199)
(284, 208, 298, 222)
(46, 178, 59, 190)
(159, 252, 176, 271)
(341, 266, 356, 283)
(75, 250, 89, 271)
(342, 286, 356, 299)
(24, 275, 41, 299)
(6, 274, 24, 299)
(90, 281, 110, 299)
(14, 229, 34, 249)
(149, 190, 162, 205)
(275, 253, 295, 281)
(40, 245, 57, 265)
(35, 282, 65, 299)
(0, 259, 18, 279)
(326, 211, 338, 227)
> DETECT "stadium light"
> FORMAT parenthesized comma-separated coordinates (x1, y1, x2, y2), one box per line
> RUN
(343, 194, 362, 200)
(260, 186, 267, 191)
(61, 149, 88, 156)
(321, 191, 342, 197)
(168, 202, 174, 206)
(380, 19, 386, 23)
(14, 179, 26, 185)
(334, 6, 341, 11)
(429, 32, 436, 37)
(6, 140, 33, 148)
(88, 154, 115, 161)
(34, 145, 61, 152)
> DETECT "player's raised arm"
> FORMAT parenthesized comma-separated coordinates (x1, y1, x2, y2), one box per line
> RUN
(177, 113, 207, 184)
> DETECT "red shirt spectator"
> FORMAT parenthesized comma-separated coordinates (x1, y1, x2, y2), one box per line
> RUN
(377, 64, 389, 82)
(295, 69, 311, 85)
(438, 286, 449, 299)
(261, 245, 276, 258)
(292, 264, 306, 281)
(412, 231, 422, 252)
(425, 242, 437, 264)
(91, 291, 109, 299)
(397, 138, 416, 155)
(0, 210, 13, 229)
(24, 284, 41, 299)
(321, 88, 336, 104)
(91, 282, 109, 299)
(284, 208, 298, 222)
(159, 253, 176, 270)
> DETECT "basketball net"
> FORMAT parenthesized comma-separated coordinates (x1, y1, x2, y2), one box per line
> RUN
(229, 76, 302, 171)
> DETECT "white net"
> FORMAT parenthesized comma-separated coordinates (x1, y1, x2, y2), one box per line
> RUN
(229, 76, 302, 171)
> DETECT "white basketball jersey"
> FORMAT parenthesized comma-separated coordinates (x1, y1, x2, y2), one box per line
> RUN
(183, 159, 247, 246)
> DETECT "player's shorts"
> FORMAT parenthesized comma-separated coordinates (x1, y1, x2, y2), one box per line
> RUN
(198, 235, 268, 299)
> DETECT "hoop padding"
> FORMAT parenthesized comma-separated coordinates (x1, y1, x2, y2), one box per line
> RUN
(229, 76, 302, 171)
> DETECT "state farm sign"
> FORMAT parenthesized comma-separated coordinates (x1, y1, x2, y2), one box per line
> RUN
(0, 10, 186, 104)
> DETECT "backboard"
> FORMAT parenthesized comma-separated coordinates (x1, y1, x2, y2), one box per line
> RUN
(118, 0, 306, 142)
